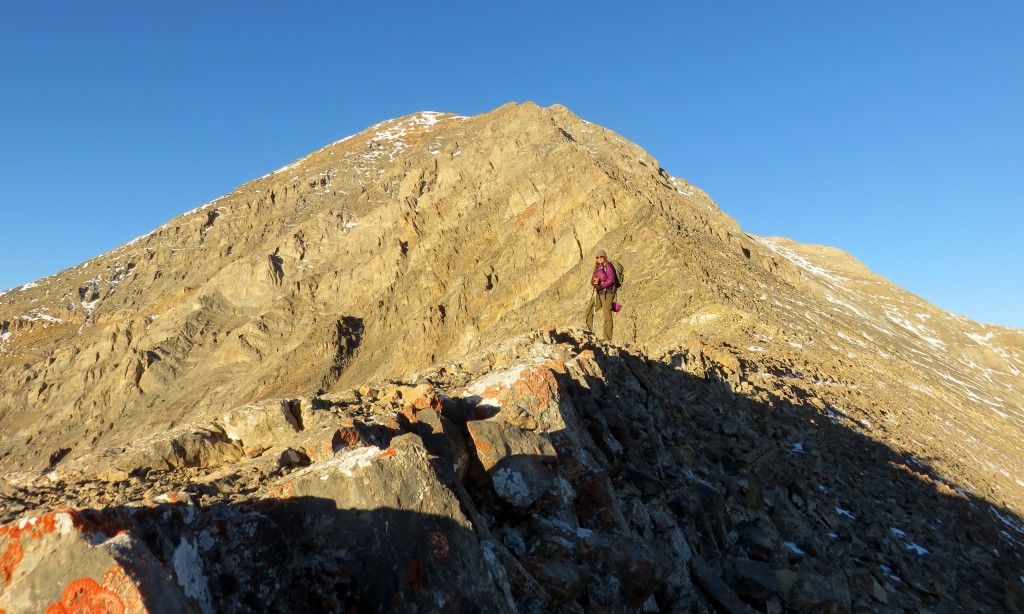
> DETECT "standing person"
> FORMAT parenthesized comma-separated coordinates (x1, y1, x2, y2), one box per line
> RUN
(584, 249, 618, 341)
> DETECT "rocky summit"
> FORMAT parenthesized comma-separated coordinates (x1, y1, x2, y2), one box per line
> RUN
(0, 102, 1021, 612)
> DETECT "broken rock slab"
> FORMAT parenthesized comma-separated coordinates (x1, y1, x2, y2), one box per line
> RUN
(0, 511, 193, 614)
(218, 398, 302, 452)
(466, 419, 558, 507)
(257, 433, 515, 611)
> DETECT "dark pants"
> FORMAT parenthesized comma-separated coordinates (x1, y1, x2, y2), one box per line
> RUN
(584, 290, 614, 341)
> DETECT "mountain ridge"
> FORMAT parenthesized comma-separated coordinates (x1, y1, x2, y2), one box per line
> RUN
(1, 101, 1022, 611)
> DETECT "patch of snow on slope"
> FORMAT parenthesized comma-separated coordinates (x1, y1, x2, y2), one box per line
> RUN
(884, 309, 946, 349)
(836, 507, 857, 520)
(20, 310, 63, 324)
(824, 294, 868, 319)
(760, 239, 846, 285)
(179, 195, 228, 220)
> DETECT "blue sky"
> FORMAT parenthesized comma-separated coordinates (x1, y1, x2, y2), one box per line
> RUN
(1, 1, 1021, 328)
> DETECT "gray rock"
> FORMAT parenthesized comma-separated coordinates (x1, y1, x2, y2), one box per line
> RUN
(725, 556, 781, 600)
(466, 419, 558, 507)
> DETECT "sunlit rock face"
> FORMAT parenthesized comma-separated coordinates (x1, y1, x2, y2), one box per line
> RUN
(1, 103, 1021, 612)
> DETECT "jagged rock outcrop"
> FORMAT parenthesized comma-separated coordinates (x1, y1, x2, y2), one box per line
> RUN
(1, 102, 1022, 611)
(1, 330, 1021, 612)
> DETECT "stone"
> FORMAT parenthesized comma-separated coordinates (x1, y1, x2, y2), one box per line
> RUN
(725, 556, 780, 600)
(103, 424, 243, 474)
(785, 570, 851, 613)
(413, 408, 470, 481)
(466, 420, 558, 507)
(0, 511, 193, 613)
(670, 444, 697, 467)
(690, 556, 757, 614)
(219, 399, 302, 450)
(736, 522, 777, 562)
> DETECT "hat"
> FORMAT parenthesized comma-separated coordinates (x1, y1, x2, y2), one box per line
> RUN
(595, 249, 607, 259)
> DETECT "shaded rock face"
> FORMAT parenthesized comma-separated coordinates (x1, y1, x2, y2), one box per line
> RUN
(0, 102, 1022, 610)
(1, 331, 1022, 612)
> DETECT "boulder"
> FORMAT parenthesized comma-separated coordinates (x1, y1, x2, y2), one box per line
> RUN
(0, 511, 193, 613)
(724, 555, 781, 600)
(112, 424, 243, 473)
(218, 399, 302, 450)
(466, 420, 558, 507)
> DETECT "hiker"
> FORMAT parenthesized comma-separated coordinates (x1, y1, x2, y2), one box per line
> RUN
(584, 249, 618, 341)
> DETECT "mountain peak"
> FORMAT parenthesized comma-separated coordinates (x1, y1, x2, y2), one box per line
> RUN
(1, 102, 1021, 611)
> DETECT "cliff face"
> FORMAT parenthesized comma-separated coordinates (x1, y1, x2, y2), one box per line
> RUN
(0, 102, 1022, 612)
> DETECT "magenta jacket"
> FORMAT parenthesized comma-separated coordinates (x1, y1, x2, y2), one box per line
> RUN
(591, 262, 617, 290)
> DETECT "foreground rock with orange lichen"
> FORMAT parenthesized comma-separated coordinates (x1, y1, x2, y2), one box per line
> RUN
(2, 330, 1021, 612)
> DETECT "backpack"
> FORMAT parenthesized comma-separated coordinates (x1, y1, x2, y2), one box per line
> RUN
(609, 260, 624, 289)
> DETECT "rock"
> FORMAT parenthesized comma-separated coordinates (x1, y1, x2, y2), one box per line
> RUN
(724, 556, 780, 600)
(466, 420, 558, 507)
(296, 426, 347, 463)
(317, 389, 359, 406)
(105, 424, 243, 474)
(785, 570, 851, 613)
(412, 408, 470, 480)
(219, 399, 302, 450)
(736, 521, 778, 562)
(0, 511, 193, 613)
(0, 103, 1021, 561)
(690, 555, 757, 614)
(670, 444, 697, 467)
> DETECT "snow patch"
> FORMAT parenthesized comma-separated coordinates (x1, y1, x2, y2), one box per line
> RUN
(784, 541, 805, 555)
(836, 507, 857, 520)
(884, 310, 946, 349)
(20, 309, 64, 324)
(879, 564, 902, 583)
(761, 239, 846, 285)
(906, 543, 930, 555)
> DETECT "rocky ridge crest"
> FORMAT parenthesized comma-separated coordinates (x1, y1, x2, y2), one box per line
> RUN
(1, 102, 1022, 611)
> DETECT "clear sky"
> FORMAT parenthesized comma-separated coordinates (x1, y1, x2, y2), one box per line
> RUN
(1, 2, 1021, 328)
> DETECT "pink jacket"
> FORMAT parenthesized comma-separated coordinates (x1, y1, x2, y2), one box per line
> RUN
(591, 263, 617, 290)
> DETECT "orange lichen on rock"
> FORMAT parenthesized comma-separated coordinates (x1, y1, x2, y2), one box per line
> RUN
(1, 540, 23, 587)
(265, 481, 295, 500)
(429, 531, 450, 560)
(101, 566, 147, 614)
(45, 577, 125, 614)
(502, 362, 564, 413)
(0, 512, 66, 542)
(404, 558, 423, 591)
